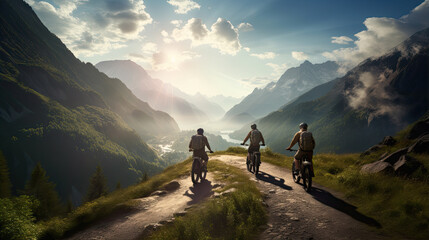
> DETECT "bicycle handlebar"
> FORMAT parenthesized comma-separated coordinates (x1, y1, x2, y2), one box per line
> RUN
(189, 149, 213, 153)
(287, 149, 298, 152)
(240, 143, 265, 146)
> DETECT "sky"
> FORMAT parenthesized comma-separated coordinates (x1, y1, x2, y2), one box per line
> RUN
(25, 0, 429, 98)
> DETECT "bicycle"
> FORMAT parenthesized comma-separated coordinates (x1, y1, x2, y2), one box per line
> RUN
(241, 144, 263, 175)
(288, 149, 312, 192)
(189, 149, 211, 184)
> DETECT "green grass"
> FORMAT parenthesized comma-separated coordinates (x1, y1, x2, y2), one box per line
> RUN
(39, 158, 194, 239)
(148, 160, 267, 240)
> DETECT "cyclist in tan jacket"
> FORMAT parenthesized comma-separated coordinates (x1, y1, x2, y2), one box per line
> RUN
(286, 123, 315, 177)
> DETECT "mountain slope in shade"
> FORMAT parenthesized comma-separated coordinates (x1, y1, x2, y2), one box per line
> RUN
(224, 61, 342, 120)
(0, 0, 178, 203)
(96, 60, 226, 128)
(232, 27, 429, 154)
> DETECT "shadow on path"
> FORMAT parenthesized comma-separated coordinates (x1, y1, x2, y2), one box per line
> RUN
(310, 187, 382, 228)
(256, 171, 292, 190)
(184, 180, 213, 205)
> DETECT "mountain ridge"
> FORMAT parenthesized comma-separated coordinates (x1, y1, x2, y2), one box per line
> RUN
(231, 27, 429, 154)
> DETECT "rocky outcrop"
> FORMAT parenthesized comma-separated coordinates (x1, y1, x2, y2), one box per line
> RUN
(361, 134, 427, 176)
(407, 116, 429, 139)
(408, 134, 429, 154)
(381, 136, 396, 146)
(360, 136, 397, 157)
(380, 148, 408, 164)
(361, 161, 394, 174)
(393, 155, 422, 176)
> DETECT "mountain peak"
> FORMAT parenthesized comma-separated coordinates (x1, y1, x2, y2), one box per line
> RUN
(301, 60, 312, 66)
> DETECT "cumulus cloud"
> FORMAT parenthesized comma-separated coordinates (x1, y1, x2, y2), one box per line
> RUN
(331, 36, 353, 44)
(171, 17, 242, 55)
(250, 52, 277, 59)
(26, 0, 152, 57)
(323, 0, 429, 69)
(266, 63, 288, 77)
(243, 47, 250, 52)
(171, 20, 183, 26)
(167, 0, 200, 14)
(291, 51, 309, 61)
(240, 76, 273, 88)
(237, 22, 254, 32)
(142, 42, 158, 54)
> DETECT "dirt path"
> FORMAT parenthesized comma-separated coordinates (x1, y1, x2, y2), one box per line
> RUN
(66, 155, 389, 240)
(66, 174, 216, 240)
(212, 155, 388, 240)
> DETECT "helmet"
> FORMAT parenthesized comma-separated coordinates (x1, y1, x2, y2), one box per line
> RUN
(251, 124, 257, 130)
(299, 122, 308, 129)
(197, 128, 204, 134)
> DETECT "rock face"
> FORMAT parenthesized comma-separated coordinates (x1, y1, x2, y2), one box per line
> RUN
(361, 161, 394, 174)
(381, 136, 396, 146)
(393, 155, 422, 176)
(380, 148, 409, 164)
(407, 116, 429, 139)
(408, 134, 429, 154)
(361, 145, 383, 157)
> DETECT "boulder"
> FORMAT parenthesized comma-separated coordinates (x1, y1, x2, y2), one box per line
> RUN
(393, 155, 422, 176)
(379, 152, 389, 160)
(361, 161, 394, 174)
(380, 136, 396, 146)
(380, 148, 408, 164)
(408, 134, 429, 154)
(407, 116, 429, 139)
(361, 145, 383, 157)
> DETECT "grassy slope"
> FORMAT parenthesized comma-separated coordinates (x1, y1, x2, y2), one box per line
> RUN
(40, 159, 193, 239)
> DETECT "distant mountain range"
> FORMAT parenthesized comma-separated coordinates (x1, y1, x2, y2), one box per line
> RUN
(0, 0, 178, 203)
(96, 60, 226, 129)
(231, 27, 429, 154)
(208, 95, 244, 112)
(224, 60, 342, 121)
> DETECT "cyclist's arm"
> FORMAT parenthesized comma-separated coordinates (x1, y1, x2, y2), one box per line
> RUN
(204, 136, 212, 152)
(286, 132, 300, 149)
(312, 137, 316, 149)
(260, 132, 266, 145)
(189, 138, 192, 149)
(242, 131, 251, 144)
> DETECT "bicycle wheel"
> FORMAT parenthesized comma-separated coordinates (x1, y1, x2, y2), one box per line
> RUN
(292, 162, 300, 183)
(246, 156, 251, 172)
(201, 160, 207, 181)
(303, 166, 312, 192)
(254, 155, 259, 175)
(191, 159, 200, 183)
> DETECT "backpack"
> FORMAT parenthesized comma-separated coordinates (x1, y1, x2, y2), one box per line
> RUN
(250, 129, 262, 146)
(299, 131, 314, 151)
(191, 135, 204, 150)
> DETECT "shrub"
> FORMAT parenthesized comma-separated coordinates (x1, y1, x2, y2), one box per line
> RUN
(0, 196, 41, 240)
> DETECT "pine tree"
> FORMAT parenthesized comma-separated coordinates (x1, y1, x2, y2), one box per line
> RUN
(85, 165, 108, 202)
(140, 172, 149, 183)
(66, 198, 74, 213)
(0, 151, 12, 198)
(25, 162, 62, 220)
